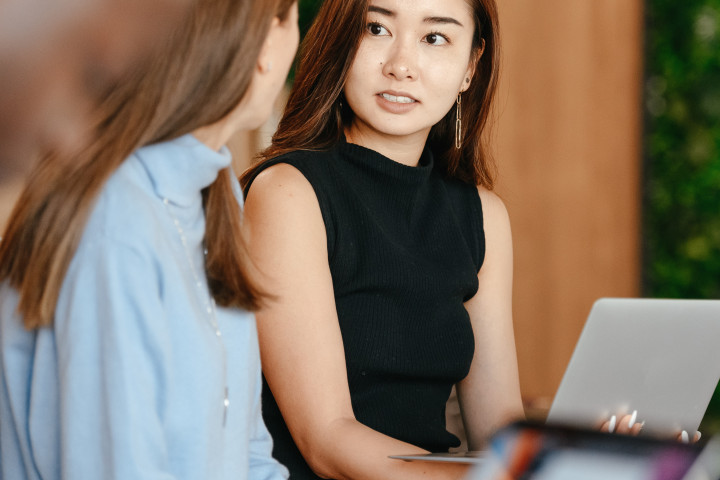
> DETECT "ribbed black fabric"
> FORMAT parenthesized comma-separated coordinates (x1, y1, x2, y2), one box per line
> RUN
(244, 139, 485, 479)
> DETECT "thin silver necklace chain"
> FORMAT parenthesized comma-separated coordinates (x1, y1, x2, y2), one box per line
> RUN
(162, 198, 229, 427)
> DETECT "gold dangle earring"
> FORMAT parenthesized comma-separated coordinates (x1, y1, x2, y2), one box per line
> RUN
(455, 93, 463, 149)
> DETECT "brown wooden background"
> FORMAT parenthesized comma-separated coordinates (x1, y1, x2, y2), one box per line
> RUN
(493, 0, 644, 409)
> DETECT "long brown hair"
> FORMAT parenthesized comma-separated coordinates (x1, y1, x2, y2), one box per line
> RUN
(0, 0, 297, 329)
(242, 0, 500, 188)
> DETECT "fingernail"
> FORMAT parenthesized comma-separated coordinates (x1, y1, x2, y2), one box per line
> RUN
(628, 410, 637, 429)
(696, 431, 702, 441)
(608, 415, 616, 433)
(638, 420, 645, 433)
(681, 430, 689, 444)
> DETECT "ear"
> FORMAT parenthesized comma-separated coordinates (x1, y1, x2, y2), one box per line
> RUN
(460, 38, 486, 93)
(257, 16, 281, 74)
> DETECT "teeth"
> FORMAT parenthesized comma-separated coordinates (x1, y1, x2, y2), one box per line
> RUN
(381, 93, 415, 104)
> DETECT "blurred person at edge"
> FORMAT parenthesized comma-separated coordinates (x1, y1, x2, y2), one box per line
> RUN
(0, 0, 299, 478)
(0, 0, 188, 182)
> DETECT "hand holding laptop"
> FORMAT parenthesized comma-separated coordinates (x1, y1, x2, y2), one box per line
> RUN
(546, 298, 720, 440)
(599, 409, 701, 443)
(600, 410, 643, 435)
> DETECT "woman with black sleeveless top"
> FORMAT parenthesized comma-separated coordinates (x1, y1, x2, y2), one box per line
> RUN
(242, 0, 524, 478)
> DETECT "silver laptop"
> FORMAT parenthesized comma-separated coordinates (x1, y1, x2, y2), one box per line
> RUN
(546, 297, 720, 436)
(391, 297, 720, 464)
(388, 451, 485, 464)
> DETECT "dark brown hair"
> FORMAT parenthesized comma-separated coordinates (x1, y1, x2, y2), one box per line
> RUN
(0, 0, 297, 328)
(242, 0, 500, 188)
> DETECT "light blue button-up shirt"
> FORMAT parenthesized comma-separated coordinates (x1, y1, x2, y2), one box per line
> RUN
(0, 134, 288, 480)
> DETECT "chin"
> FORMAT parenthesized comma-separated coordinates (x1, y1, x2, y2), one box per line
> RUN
(366, 115, 439, 139)
(374, 124, 430, 138)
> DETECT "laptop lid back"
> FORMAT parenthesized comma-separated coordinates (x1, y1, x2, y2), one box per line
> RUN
(546, 298, 720, 436)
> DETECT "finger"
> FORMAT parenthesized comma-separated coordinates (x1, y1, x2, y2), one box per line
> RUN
(627, 410, 638, 429)
(675, 430, 701, 443)
(629, 420, 644, 436)
(615, 415, 630, 434)
(615, 412, 638, 434)
(607, 415, 617, 433)
(619, 410, 642, 436)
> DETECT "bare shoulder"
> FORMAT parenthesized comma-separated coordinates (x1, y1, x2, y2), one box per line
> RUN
(246, 163, 315, 203)
(242, 162, 328, 290)
(476, 185, 510, 228)
(244, 162, 323, 221)
(243, 161, 327, 255)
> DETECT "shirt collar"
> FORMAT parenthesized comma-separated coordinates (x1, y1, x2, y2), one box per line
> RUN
(135, 133, 233, 207)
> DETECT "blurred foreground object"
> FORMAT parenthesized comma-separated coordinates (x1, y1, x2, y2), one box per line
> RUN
(469, 421, 719, 480)
(0, 0, 188, 183)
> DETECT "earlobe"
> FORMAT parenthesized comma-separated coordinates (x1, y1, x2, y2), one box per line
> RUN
(461, 65, 476, 92)
(462, 39, 486, 92)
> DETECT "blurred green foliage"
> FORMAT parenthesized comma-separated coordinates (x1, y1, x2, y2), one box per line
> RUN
(644, 1, 720, 298)
(287, 0, 323, 82)
(643, 0, 720, 431)
(299, 0, 323, 38)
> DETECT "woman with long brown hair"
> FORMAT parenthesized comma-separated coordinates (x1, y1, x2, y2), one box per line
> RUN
(241, 0, 523, 478)
(0, 0, 298, 477)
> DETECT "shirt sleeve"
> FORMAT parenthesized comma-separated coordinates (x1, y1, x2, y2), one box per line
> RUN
(248, 364, 289, 480)
(53, 234, 176, 480)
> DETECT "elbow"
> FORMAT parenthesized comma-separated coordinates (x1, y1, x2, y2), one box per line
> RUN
(292, 417, 355, 480)
(466, 406, 526, 451)
(296, 441, 340, 480)
(304, 456, 336, 480)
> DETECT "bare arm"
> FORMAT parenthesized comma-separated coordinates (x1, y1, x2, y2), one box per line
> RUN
(457, 188, 525, 450)
(243, 163, 469, 480)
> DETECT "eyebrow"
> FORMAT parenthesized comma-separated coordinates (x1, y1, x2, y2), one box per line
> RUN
(424, 16, 464, 27)
(367, 6, 464, 27)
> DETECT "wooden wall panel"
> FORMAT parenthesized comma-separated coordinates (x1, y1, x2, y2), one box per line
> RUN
(494, 0, 644, 407)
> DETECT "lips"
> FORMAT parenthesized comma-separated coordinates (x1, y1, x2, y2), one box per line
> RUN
(374, 90, 420, 114)
(378, 91, 418, 104)
(379, 92, 416, 104)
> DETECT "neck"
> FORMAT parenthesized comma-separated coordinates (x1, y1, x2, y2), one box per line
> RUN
(345, 123, 429, 167)
(192, 96, 256, 152)
(192, 123, 231, 152)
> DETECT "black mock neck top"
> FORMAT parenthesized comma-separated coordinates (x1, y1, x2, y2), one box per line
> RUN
(244, 139, 485, 479)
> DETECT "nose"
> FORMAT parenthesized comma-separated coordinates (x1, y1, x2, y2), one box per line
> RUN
(382, 37, 417, 81)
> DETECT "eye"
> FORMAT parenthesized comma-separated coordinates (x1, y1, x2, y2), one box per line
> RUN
(367, 22, 390, 36)
(424, 32, 449, 46)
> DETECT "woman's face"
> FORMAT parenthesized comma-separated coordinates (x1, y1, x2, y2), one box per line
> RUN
(344, 0, 477, 145)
